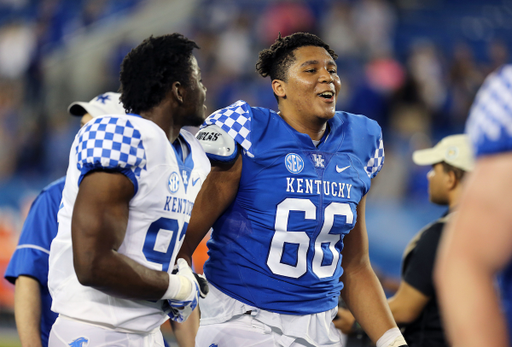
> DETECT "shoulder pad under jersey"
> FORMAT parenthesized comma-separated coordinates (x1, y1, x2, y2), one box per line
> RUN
(196, 125, 238, 162)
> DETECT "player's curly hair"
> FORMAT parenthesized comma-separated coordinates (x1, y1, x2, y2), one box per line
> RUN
(256, 32, 338, 82)
(120, 34, 199, 114)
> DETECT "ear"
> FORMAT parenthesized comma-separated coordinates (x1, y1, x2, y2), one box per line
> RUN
(446, 170, 457, 191)
(172, 81, 184, 104)
(272, 79, 286, 99)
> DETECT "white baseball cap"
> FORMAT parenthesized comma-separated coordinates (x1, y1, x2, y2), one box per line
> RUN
(412, 134, 475, 172)
(68, 92, 125, 118)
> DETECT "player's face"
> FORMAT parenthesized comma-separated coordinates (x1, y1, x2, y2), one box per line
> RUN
(183, 55, 207, 127)
(280, 46, 341, 122)
(427, 163, 449, 205)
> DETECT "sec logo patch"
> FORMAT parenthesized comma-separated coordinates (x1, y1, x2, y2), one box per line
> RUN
(168, 172, 180, 193)
(285, 153, 304, 174)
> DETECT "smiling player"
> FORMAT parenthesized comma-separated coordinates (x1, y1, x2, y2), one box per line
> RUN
(178, 32, 406, 347)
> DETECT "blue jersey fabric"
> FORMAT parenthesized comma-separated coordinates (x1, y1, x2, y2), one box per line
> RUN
(203, 100, 384, 315)
(466, 64, 512, 341)
(4, 177, 65, 347)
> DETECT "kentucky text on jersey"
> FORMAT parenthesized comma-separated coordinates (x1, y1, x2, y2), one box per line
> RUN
(286, 177, 353, 198)
(164, 196, 194, 216)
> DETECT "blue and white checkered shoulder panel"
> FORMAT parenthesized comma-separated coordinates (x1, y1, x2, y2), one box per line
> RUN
(203, 100, 253, 156)
(75, 116, 147, 178)
(466, 65, 512, 148)
(365, 138, 384, 178)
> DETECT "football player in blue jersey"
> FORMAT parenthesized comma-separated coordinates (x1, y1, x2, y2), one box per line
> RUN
(47, 34, 210, 346)
(436, 65, 512, 347)
(4, 92, 125, 347)
(178, 32, 406, 347)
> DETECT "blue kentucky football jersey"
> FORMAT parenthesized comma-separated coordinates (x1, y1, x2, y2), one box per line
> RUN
(202, 100, 384, 315)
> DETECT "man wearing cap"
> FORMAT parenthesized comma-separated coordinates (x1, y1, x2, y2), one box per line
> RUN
(334, 134, 474, 347)
(4, 92, 125, 347)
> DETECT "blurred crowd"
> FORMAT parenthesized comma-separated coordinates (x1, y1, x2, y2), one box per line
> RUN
(0, 0, 511, 310)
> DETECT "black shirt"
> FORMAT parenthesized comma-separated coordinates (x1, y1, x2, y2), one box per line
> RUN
(401, 211, 450, 347)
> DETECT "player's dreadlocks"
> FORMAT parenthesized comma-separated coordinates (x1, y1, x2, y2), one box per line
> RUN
(120, 34, 199, 114)
(256, 32, 338, 82)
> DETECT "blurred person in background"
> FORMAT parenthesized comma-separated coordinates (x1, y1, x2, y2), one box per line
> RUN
(335, 134, 474, 347)
(435, 65, 512, 347)
(178, 32, 407, 347)
(47, 34, 209, 347)
(4, 92, 125, 347)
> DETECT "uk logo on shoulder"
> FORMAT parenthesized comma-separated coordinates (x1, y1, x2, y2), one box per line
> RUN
(209, 344, 218, 347)
(69, 337, 89, 347)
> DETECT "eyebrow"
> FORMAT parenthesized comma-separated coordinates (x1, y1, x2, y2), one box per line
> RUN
(300, 59, 337, 67)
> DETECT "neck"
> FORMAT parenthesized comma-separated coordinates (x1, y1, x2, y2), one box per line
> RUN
(140, 101, 181, 143)
(278, 108, 328, 141)
(447, 184, 462, 211)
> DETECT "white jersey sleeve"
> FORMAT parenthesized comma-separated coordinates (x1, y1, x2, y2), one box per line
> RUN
(75, 116, 147, 191)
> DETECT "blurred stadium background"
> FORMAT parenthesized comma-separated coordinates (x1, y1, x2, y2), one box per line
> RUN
(0, 0, 510, 344)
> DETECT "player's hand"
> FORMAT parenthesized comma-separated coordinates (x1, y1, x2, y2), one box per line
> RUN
(333, 307, 356, 335)
(166, 258, 200, 323)
(193, 272, 209, 298)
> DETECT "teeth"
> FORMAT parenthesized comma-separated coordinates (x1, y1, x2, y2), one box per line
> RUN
(320, 92, 333, 97)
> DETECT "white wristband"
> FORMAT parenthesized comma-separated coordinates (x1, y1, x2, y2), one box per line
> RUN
(161, 274, 192, 301)
(376, 327, 407, 347)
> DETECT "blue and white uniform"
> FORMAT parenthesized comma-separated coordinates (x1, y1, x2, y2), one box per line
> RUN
(48, 114, 210, 334)
(465, 64, 512, 339)
(4, 177, 64, 347)
(198, 100, 384, 345)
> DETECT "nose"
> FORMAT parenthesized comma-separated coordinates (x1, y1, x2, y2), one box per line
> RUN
(319, 68, 333, 83)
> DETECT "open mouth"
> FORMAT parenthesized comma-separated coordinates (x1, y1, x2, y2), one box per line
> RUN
(318, 91, 334, 100)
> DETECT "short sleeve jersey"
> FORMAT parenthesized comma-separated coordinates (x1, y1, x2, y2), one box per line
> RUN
(202, 100, 384, 315)
(48, 114, 210, 333)
(466, 64, 512, 339)
(4, 177, 64, 347)
(402, 213, 449, 346)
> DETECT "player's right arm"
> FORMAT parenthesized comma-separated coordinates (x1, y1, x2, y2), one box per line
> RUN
(177, 151, 242, 266)
(435, 153, 512, 347)
(14, 276, 42, 347)
(72, 170, 170, 300)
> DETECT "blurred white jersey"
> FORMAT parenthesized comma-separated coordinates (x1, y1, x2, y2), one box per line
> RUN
(48, 114, 210, 333)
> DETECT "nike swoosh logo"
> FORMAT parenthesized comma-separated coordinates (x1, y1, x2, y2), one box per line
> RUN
(192, 177, 200, 186)
(336, 165, 350, 173)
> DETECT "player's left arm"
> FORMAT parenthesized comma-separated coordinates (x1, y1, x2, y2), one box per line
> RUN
(177, 151, 242, 265)
(340, 194, 405, 346)
(435, 153, 512, 347)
